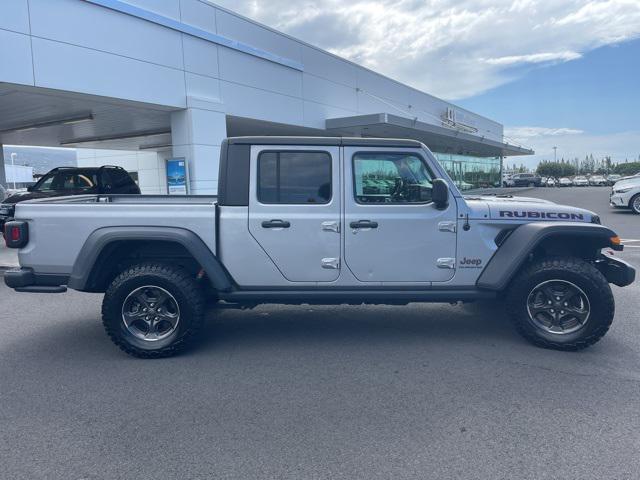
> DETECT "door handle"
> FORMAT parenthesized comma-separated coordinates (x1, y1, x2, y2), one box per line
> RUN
(321, 221, 340, 233)
(261, 219, 291, 229)
(350, 220, 378, 229)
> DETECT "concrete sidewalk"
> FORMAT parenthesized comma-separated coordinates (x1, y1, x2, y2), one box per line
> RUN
(0, 241, 19, 269)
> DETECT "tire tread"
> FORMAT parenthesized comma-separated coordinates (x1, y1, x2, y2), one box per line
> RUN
(506, 256, 614, 351)
(102, 263, 205, 358)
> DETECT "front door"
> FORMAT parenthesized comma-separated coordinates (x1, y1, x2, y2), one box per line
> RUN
(248, 145, 341, 282)
(343, 147, 458, 283)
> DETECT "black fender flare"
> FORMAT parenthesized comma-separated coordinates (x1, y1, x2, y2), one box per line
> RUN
(67, 226, 234, 292)
(476, 222, 620, 291)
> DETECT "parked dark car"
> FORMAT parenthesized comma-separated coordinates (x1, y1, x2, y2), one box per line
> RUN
(1, 166, 140, 230)
(510, 173, 542, 187)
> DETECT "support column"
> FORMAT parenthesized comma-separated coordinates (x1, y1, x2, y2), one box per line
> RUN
(0, 145, 6, 187)
(170, 99, 227, 195)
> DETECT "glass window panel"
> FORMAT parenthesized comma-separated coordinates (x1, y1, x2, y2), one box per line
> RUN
(258, 151, 332, 204)
(353, 153, 434, 204)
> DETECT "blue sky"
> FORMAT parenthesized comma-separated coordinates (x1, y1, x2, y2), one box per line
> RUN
(459, 38, 640, 166)
(218, 0, 640, 167)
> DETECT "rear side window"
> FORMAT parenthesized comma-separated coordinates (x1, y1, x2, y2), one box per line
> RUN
(258, 151, 332, 204)
(101, 169, 138, 192)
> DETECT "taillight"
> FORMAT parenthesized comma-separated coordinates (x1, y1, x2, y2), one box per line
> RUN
(4, 221, 28, 248)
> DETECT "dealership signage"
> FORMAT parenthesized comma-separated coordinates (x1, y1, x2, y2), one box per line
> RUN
(166, 158, 189, 195)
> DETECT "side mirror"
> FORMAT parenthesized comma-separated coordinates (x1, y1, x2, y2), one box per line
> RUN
(432, 178, 449, 210)
(26, 185, 33, 192)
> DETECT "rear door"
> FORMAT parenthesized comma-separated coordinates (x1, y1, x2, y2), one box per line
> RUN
(248, 145, 341, 282)
(343, 147, 458, 283)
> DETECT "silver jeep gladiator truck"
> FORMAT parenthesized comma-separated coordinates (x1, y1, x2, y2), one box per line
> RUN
(3, 137, 635, 358)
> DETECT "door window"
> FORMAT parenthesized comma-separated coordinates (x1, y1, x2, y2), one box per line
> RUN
(258, 151, 332, 204)
(353, 153, 434, 204)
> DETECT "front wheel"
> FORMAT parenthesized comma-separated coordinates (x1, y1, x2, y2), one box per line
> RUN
(506, 257, 614, 350)
(629, 194, 640, 214)
(102, 263, 206, 358)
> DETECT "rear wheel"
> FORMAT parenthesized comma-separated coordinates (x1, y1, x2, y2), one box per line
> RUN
(629, 194, 640, 214)
(102, 263, 206, 358)
(506, 257, 614, 350)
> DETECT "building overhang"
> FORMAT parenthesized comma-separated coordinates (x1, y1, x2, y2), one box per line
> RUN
(326, 113, 533, 157)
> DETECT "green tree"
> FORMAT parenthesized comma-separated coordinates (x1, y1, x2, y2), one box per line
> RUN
(614, 161, 640, 176)
(536, 161, 576, 178)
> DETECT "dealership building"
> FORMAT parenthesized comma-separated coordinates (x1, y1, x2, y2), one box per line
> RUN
(0, 0, 532, 194)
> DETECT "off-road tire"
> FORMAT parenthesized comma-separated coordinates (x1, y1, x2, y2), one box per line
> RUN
(102, 263, 206, 358)
(506, 256, 614, 351)
(629, 194, 640, 214)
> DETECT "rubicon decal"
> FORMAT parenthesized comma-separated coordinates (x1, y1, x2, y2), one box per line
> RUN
(499, 211, 584, 220)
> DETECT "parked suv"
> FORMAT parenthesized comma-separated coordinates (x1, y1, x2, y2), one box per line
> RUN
(4, 137, 634, 358)
(0, 166, 140, 230)
(510, 173, 541, 187)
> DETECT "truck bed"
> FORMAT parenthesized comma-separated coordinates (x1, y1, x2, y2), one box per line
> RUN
(14, 195, 219, 275)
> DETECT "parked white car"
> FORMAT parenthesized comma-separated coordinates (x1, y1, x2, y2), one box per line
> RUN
(573, 176, 589, 187)
(558, 177, 573, 187)
(589, 175, 607, 186)
(545, 177, 557, 187)
(610, 177, 640, 214)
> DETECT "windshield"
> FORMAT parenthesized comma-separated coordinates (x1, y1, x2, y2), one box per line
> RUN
(34, 170, 99, 192)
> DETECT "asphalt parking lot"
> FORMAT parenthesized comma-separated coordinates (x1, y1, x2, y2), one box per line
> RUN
(1, 186, 640, 480)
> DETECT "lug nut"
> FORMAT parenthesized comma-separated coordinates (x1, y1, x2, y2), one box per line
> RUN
(560, 310, 565, 314)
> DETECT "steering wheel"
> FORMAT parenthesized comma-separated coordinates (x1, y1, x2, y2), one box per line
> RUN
(391, 177, 406, 201)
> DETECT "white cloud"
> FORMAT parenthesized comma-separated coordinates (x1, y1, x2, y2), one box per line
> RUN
(484, 51, 582, 66)
(505, 126, 585, 138)
(210, 0, 640, 99)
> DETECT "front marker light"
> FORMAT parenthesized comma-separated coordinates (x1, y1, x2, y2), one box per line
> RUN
(610, 236, 623, 251)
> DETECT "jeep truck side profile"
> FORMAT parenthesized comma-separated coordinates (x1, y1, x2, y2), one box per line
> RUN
(3, 137, 635, 358)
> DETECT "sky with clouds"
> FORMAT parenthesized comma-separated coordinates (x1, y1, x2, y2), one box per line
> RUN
(213, 0, 640, 167)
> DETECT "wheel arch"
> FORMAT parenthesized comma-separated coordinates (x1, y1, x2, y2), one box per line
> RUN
(477, 222, 620, 291)
(67, 227, 234, 293)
